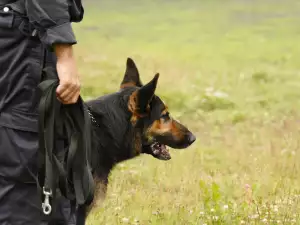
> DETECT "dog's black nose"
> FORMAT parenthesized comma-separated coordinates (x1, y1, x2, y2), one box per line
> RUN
(188, 133, 196, 144)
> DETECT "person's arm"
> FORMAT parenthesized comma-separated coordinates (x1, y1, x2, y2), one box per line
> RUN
(54, 44, 80, 104)
(25, 0, 82, 104)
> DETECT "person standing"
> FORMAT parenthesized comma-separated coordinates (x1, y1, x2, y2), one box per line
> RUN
(0, 0, 84, 224)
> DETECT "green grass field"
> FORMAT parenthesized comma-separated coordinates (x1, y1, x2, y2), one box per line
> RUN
(73, 0, 300, 224)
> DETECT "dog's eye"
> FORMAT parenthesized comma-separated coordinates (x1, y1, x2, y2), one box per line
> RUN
(161, 112, 170, 121)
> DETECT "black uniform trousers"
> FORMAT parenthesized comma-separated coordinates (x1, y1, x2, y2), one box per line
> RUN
(0, 7, 76, 225)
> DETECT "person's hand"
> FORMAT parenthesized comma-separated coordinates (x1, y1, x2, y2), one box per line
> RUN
(54, 44, 81, 104)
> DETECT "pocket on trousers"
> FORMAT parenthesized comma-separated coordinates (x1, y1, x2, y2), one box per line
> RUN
(0, 108, 39, 133)
(0, 10, 14, 28)
(0, 126, 38, 182)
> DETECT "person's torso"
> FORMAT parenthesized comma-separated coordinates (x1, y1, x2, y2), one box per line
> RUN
(0, 0, 83, 132)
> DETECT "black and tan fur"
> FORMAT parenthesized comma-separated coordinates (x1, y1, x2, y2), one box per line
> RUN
(81, 58, 196, 222)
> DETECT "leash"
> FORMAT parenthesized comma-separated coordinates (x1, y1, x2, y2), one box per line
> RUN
(37, 67, 94, 221)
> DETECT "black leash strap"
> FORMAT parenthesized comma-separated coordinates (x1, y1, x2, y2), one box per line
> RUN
(37, 67, 94, 217)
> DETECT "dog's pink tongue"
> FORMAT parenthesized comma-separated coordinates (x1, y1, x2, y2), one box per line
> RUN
(151, 142, 171, 160)
(159, 144, 171, 160)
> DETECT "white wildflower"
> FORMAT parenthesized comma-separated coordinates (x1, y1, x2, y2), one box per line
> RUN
(200, 211, 205, 215)
(210, 208, 215, 212)
(213, 91, 228, 98)
(122, 217, 129, 223)
(152, 211, 158, 215)
(223, 205, 229, 210)
(240, 220, 245, 224)
(205, 87, 214, 93)
(250, 214, 259, 219)
(213, 216, 219, 221)
(262, 218, 268, 223)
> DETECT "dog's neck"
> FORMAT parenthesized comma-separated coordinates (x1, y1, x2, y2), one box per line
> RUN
(86, 107, 101, 128)
(86, 90, 142, 178)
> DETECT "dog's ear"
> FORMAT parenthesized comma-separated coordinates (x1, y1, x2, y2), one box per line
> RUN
(128, 74, 159, 119)
(137, 73, 159, 111)
(120, 58, 143, 89)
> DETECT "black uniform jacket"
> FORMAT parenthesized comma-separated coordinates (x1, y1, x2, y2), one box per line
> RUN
(1, 0, 84, 47)
(0, 0, 84, 132)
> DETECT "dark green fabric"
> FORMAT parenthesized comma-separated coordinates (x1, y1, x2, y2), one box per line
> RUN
(37, 67, 94, 218)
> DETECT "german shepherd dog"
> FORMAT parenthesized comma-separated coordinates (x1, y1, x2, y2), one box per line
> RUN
(80, 58, 196, 222)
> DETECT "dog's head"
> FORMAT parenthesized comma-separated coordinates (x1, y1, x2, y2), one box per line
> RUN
(120, 58, 196, 160)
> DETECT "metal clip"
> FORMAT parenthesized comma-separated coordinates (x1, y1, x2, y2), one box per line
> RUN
(42, 187, 52, 215)
(31, 29, 37, 37)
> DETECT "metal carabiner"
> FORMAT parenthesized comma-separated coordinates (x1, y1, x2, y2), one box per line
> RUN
(42, 187, 52, 215)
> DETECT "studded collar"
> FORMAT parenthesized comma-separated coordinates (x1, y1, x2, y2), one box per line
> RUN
(86, 107, 101, 128)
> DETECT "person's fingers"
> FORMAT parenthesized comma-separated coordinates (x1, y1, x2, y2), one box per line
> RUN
(62, 88, 80, 104)
(69, 90, 80, 104)
(56, 95, 65, 104)
(56, 80, 68, 95)
(56, 82, 77, 100)
(56, 82, 75, 100)
(69, 81, 81, 103)
(56, 81, 80, 104)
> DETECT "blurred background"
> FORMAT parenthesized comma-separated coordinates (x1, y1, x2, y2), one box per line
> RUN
(74, 0, 300, 224)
